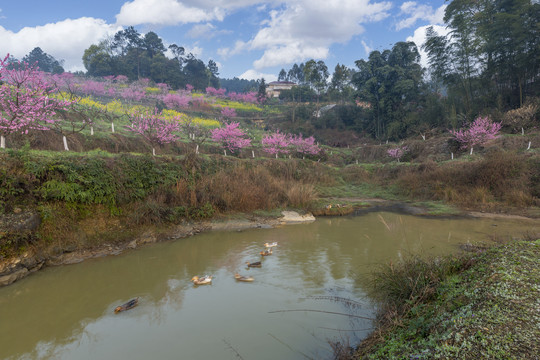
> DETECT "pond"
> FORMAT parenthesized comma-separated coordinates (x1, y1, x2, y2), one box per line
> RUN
(1, 212, 538, 360)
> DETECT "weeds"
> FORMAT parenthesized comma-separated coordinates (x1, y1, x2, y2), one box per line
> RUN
(353, 239, 540, 359)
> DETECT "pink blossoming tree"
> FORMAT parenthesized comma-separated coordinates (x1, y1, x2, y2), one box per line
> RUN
(211, 122, 251, 155)
(0, 54, 71, 149)
(162, 93, 190, 109)
(262, 130, 290, 158)
(206, 87, 226, 98)
(450, 116, 502, 155)
(387, 146, 408, 162)
(289, 134, 320, 158)
(220, 106, 237, 120)
(127, 109, 180, 156)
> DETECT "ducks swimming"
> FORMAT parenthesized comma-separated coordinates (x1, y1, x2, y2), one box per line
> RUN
(191, 275, 212, 285)
(114, 298, 139, 313)
(235, 273, 254, 282)
(191, 241, 278, 286)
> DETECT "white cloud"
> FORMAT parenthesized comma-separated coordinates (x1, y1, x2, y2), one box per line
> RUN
(361, 40, 372, 55)
(218, 40, 250, 58)
(239, 0, 392, 69)
(116, 0, 225, 26)
(187, 23, 232, 39)
(396, 2, 446, 31)
(184, 44, 204, 58)
(0, 18, 121, 72)
(239, 69, 277, 81)
(188, 23, 216, 39)
(406, 24, 449, 68)
(253, 44, 329, 69)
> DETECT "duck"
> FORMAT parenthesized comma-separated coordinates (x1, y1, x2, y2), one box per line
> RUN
(114, 297, 139, 313)
(264, 242, 278, 248)
(246, 261, 262, 268)
(191, 275, 212, 285)
(234, 273, 254, 282)
(260, 248, 273, 256)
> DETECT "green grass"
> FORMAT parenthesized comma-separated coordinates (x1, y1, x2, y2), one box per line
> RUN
(317, 182, 403, 201)
(412, 201, 462, 216)
(355, 239, 540, 359)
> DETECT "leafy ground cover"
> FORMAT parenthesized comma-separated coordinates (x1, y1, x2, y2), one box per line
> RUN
(350, 239, 540, 359)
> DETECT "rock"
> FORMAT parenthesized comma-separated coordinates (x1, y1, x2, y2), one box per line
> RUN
(0, 268, 28, 286)
(280, 211, 316, 223)
(127, 240, 138, 249)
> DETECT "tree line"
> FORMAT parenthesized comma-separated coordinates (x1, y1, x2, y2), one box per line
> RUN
(82, 27, 219, 91)
(275, 0, 539, 140)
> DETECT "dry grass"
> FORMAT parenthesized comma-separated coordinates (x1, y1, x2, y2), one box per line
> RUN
(394, 150, 537, 209)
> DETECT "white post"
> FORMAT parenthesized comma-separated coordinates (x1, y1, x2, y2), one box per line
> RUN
(0, 135, 5, 149)
(522, 127, 524, 136)
(63, 135, 69, 151)
(470, 147, 473, 155)
(356, 159, 358, 164)
(386, 140, 388, 144)
(196, 144, 199, 154)
(90, 126, 94, 136)
(451, 152, 454, 160)
(275, 153, 278, 159)
(152, 147, 156, 156)
(224, 149, 227, 156)
(111, 122, 115, 133)
(252, 150, 255, 158)
(527, 141, 531, 150)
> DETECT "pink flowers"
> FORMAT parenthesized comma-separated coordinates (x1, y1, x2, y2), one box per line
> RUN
(261, 132, 321, 158)
(450, 116, 501, 153)
(211, 122, 251, 153)
(121, 87, 145, 103)
(220, 107, 237, 119)
(262, 131, 290, 157)
(126, 109, 180, 155)
(163, 93, 190, 109)
(206, 87, 226, 98)
(0, 53, 72, 148)
(387, 146, 408, 162)
(289, 134, 320, 156)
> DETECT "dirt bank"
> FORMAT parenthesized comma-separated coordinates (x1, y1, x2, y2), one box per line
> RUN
(0, 211, 314, 287)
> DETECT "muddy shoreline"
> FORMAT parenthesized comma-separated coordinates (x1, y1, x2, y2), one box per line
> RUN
(1, 202, 537, 288)
(0, 211, 315, 287)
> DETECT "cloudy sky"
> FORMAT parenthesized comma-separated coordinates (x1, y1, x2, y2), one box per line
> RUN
(0, 0, 447, 81)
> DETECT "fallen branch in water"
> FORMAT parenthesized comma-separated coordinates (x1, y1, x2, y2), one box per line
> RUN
(268, 333, 315, 360)
(223, 339, 245, 360)
(319, 326, 375, 332)
(300, 295, 364, 308)
(268, 309, 375, 320)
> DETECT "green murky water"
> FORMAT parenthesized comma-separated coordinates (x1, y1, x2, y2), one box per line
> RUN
(1, 212, 538, 359)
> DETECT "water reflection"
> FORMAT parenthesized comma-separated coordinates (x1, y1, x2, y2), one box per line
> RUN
(1, 212, 538, 359)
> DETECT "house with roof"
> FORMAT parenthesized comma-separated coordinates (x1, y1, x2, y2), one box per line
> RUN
(266, 81, 297, 98)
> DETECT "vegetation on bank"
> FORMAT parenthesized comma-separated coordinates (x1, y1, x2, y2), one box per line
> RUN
(339, 238, 540, 359)
(1, 136, 539, 259)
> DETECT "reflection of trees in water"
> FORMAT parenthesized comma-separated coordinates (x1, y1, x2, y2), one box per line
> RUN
(7, 214, 538, 359)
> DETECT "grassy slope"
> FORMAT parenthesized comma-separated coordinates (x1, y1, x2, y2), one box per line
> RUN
(354, 240, 540, 359)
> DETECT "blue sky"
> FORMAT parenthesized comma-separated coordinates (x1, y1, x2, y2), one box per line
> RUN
(0, 0, 447, 81)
